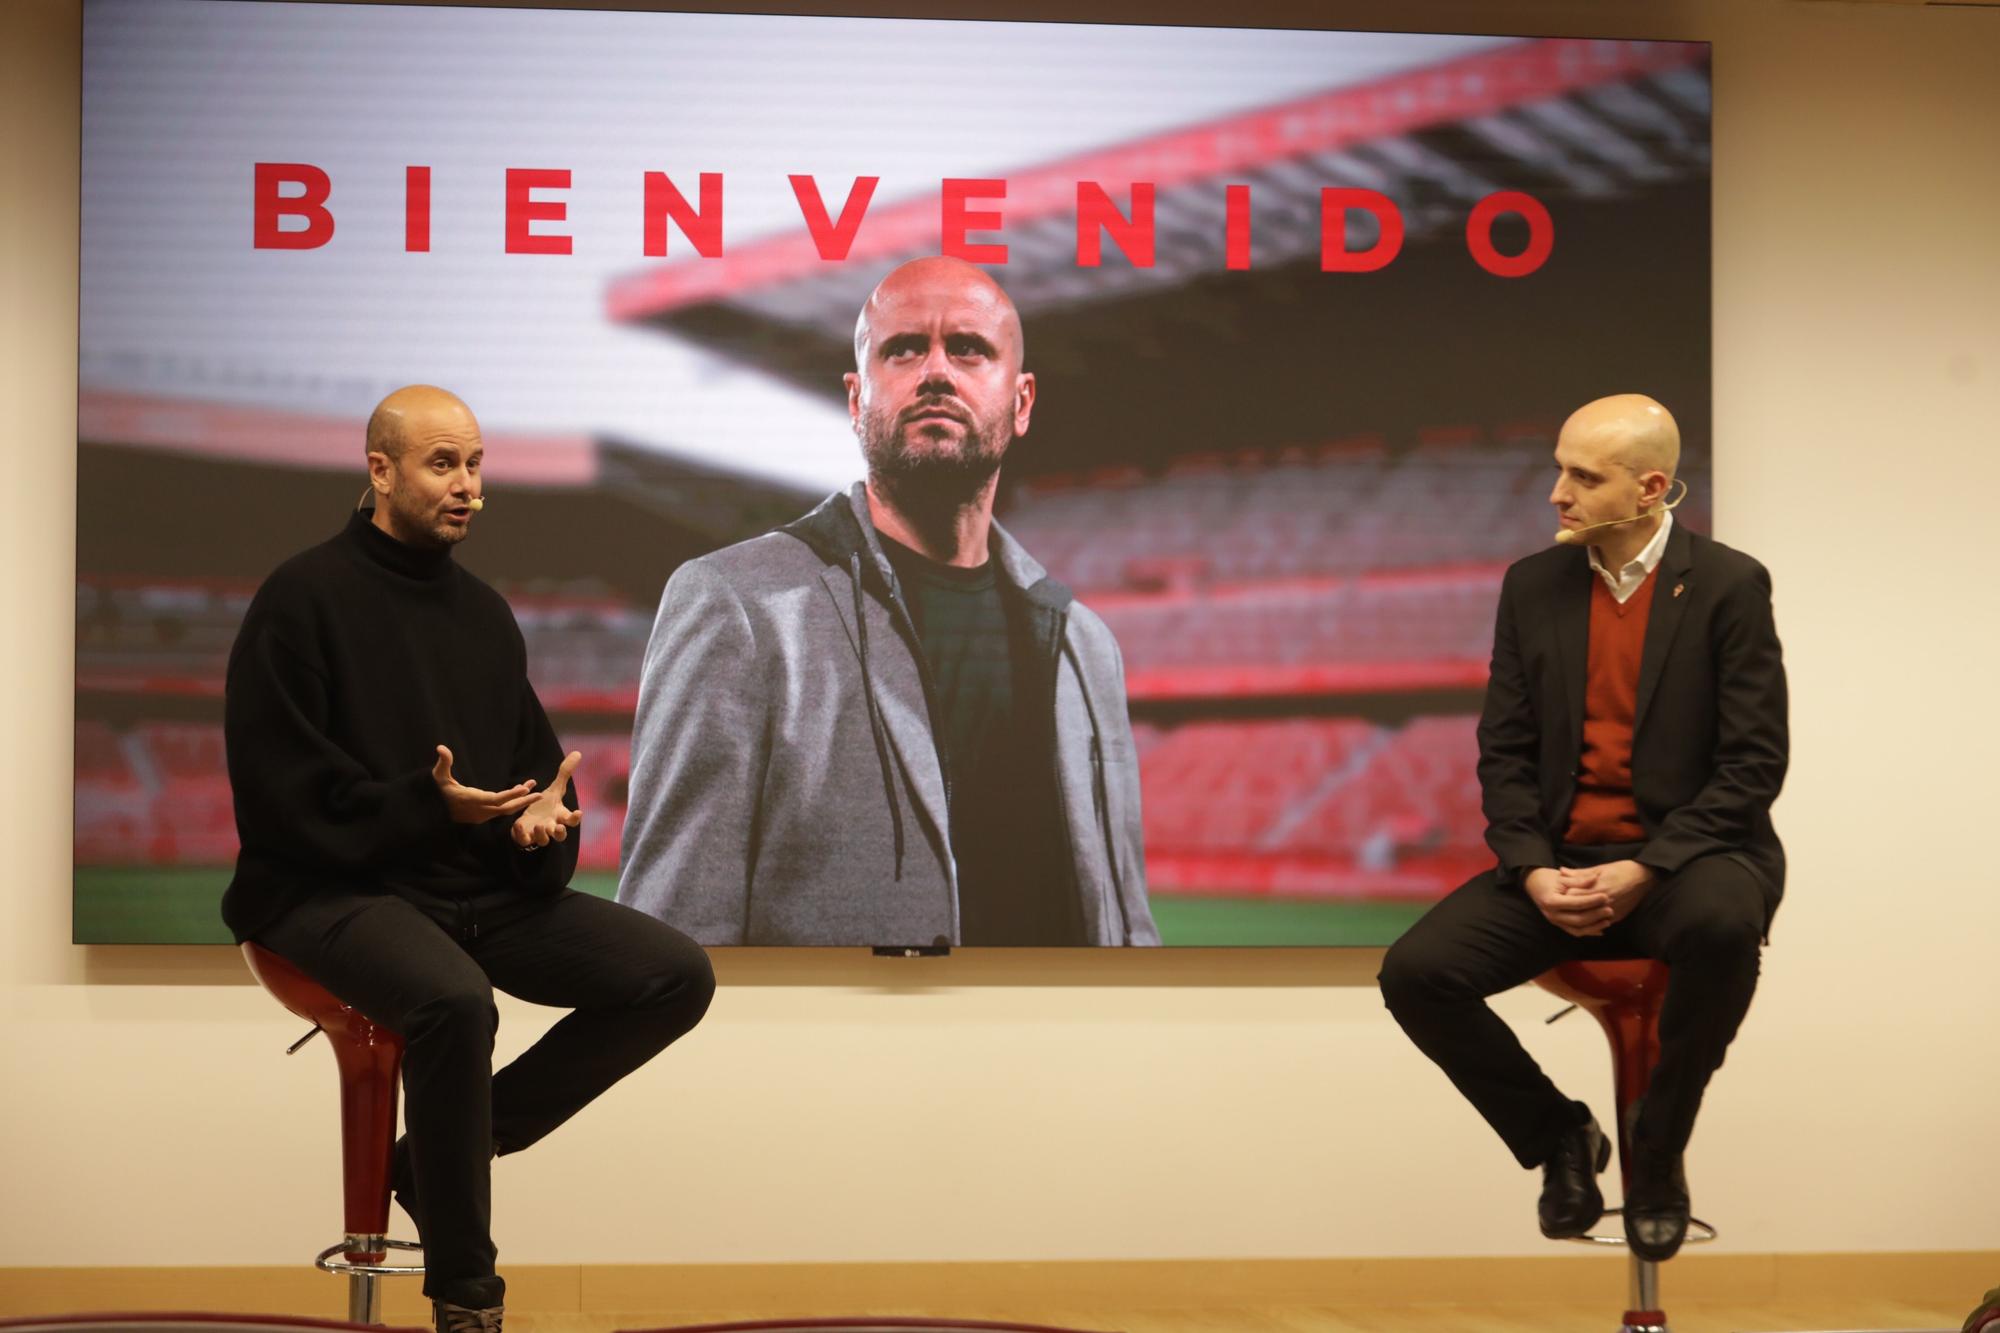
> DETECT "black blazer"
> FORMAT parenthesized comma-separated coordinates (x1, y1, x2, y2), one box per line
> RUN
(1476, 520, 1788, 901)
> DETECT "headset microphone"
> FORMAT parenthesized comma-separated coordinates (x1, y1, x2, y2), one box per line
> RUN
(1554, 477, 1688, 546)
(351, 488, 484, 513)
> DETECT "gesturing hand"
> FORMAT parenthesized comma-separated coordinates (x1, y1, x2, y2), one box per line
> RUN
(431, 745, 539, 824)
(512, 751, 584, 850)
(1523, 866, 1613, 939)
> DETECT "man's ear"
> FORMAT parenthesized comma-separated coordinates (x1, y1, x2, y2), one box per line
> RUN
(366, 451, 395, 494)
(843, 372, 863, 431)
(1013, 371, 1036, 438)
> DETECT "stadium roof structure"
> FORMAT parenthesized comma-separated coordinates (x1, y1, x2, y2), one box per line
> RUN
(76, 392, 813, 604)
(606, 35, 1712, 397)
(79, 388, 600, 486)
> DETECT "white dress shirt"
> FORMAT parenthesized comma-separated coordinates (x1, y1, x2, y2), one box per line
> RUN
(1588, 512, 1673, 605)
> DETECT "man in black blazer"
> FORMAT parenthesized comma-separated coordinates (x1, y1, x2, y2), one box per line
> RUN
(1379, 394, 1786, 1261)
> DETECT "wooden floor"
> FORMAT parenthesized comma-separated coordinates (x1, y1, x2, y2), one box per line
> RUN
(509, 1301, 1966, 1332)
(6, 1259, 1983, 1332)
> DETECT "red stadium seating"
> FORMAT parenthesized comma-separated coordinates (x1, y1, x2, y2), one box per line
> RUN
(75, 712, 1485, 898)
(1098, 566, 1501, 699)
(562, 732, 634, 872)
(137, 723, 239, 863)
(1139, 718, 1377, 852)
(75, 720, 153, 863)
(80, 434, 1635, 901)
(75, 579, 252, 696)
(1001, 433, 1559, 591)
(1134, 714, 1485, 900)
(74, 722, 636, 875)
(1285, 715, 1485, 860)
(509, 596, 649, 711)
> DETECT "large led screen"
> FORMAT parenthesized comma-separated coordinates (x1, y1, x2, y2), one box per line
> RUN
(76, 1, 1712, 945)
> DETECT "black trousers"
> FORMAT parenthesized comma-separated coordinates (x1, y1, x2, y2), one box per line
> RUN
(1378, 848, 1773, 1171)
(256, 884, 715, 1308)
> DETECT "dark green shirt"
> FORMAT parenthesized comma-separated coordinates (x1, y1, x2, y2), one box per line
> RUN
(880, 533, 1080, 946)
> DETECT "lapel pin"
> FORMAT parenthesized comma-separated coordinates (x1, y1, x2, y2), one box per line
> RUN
(1672, 582, 1685, 599)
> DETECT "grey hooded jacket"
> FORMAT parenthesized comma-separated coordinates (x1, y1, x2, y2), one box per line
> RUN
(616, 483, 1158, 947)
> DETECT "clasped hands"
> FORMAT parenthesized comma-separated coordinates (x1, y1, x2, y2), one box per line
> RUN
(430, 746, 584, 849)
(1524, 860, 1655, 938)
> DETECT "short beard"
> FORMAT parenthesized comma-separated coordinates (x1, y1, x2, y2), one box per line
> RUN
(383, 488, 464, 549)
(859, 410, 1011, 512)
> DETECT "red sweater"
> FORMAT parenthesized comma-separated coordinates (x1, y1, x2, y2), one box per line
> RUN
(1564, 567, 1659, 845)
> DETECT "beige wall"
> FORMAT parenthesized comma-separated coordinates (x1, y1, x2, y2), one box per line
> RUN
(3, 0, 1997, 1273)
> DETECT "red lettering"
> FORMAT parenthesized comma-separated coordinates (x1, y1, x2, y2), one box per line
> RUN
(252, 163, 334, 250)
(505, 169, 572, 255)
(405, 166, 431, 253)
(1320, 188, 1404, 273)
(789, 175, 877, 261)
(1225, 184, 1251, 271)
(1467, 191, 1553, 278)
(941, 178, 1007, 264)
(644, 172, 724, 258)
(244, 167, 1556, 281)
(1076, 182, 1155, 268)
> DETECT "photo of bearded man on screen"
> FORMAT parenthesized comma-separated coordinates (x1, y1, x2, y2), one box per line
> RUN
(617, 257, 1157, 948)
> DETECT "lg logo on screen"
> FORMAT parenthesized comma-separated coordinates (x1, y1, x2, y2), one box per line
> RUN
(251, 164, 1554, 279)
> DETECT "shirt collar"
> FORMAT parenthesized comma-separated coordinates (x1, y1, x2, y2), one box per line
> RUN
(1587, 510, 1673, 589)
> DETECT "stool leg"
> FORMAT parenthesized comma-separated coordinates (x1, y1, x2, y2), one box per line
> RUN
(1620, 1252, 1667, 1333)
(348, 1267, 382, 1325)
(327, 1031, 402, 1246)
(327, 1029, 404, 1325)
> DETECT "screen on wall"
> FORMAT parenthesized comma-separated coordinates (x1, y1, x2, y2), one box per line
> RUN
(76, 0, 1712, 946)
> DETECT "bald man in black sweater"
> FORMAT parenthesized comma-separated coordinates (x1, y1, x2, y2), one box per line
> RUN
(223, 386, 713, 1333)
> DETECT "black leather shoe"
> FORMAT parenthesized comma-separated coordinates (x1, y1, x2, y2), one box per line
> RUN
(433, 1301, 502, 1333)
(1537, 1113, 1611, 1238)
(1622, 1106, 1691, 1261)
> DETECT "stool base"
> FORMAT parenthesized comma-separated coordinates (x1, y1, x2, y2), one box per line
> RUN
(1619, 1311, 1667, 1333)
(314, 1234, 423, 1325)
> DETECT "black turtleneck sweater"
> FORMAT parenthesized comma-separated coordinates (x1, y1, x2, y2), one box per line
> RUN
(219, 510, 578, 943)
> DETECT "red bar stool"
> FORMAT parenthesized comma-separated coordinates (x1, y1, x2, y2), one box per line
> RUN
(242, 943, 424, 1324)
(1535, 960, 1716, 1333)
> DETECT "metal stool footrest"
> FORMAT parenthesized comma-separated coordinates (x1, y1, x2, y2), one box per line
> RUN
(314, 1235, 426, 1277)
(1558, 1208, 1717, 1248)
(315, 1234, 425, 1324)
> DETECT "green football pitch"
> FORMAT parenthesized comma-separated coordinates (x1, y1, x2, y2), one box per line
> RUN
(72, 867, 1425, 948)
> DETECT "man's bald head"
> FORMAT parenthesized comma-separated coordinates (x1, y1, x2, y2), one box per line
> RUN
(1559, 393, 1681, 482)
(852, 256, 1026, 371)
(844, 256, 1037, 498)
(363, 385, 484, 549)
(366, 384, 478, 462)
(1548, 393, 1683, 550)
